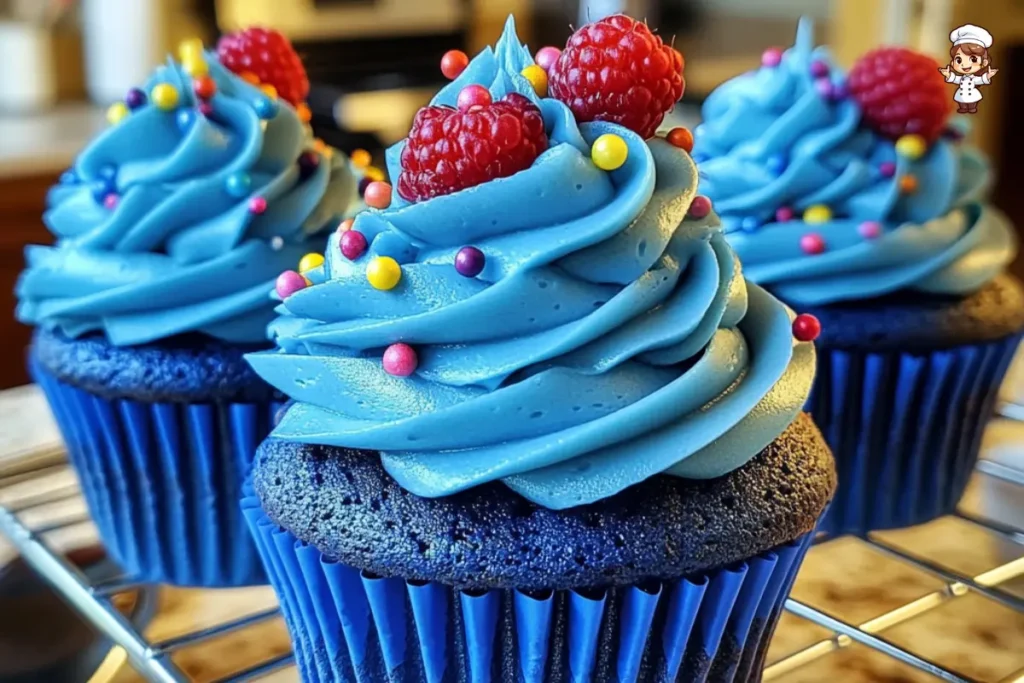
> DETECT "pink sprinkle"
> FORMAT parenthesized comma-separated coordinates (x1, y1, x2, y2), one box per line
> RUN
(800, 233, 826, 255)
(249, 197, 267, 214)
(858, 221, 882, 239)
(457, 85, 492, 112)
(340, 230, 368, 260)
(879, 162, 897, 178)
(103, 193, 119, 210)
(762, 48, 784, 67)
(775, 206, 794, 222)
(275, 270, 307, 299)
(688, 195, 712, 219)
(364, 181, 393, 209)
(535, 46, 562, 72)
(383, 343, 418, 377)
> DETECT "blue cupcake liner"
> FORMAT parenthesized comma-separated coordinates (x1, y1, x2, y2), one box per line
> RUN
(242, 490, 814, 683)
(31, 357, 277, 587)
(809, 333, 1022, 535)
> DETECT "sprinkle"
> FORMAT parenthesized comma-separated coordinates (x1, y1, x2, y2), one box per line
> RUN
(534, 46, 562, 72)
(591, 134, 628, 171)
(270, 236, 285, 251)
(249, 197, 267, 214)
(99, 164, 116, 180)
(766, 154, 788, 175)
(183, 55, 209, 77)
(59, 170, 77, 185)
(341, 230, 368, 260)
(103, 193, 119, 210)
(275, 270, 307, 298)
(358, 177, 374, 197)
(455, 246, 486, 277)
(792, 313, 821, 342)
(899, 174, 918, 193)
(296, 102, 312, 123)
(775, 206, 794, 222)
(178, 38, 203, 61)
(337, 218, 355, 233)
(254, 96, 279, 119)
(803, 205, 832, 224)
(520, 64, 548, 97)
(199, 102, 215, 117)
(313, 139, 331, 157)
(364, 181, 393, 209)
(298, 151, 320, 180)
(895, 134, 927, 160)
(299, 253, 325, 273)
(810, 60, 830, 78)
(457, 85, 492, 112)
(107, 102, 129, 125)
(225, 172, 252, 197)
(151, 83, 180, 111)
(240, 71, 260, 85)
(367, 256, 402, 290)
(858, 221, 882, 239)
(383, 343, 418, 377)
(879, 161, 897, 178)
(814, 78, 834, 99)
(364, 166, 385, 182)
(665, 127, 694, 153)
(831, 81, 850, 101)
(800, 233, 826, 255)
(351, 149, 372, 168)
(762, 47, 784, 67)
(441, 50, 469, 80)
(176, 109, 196, 131)
(193, 75, 217, 100)
(125, 88, 147, 110)
(689, 196, 712, 219)
(740, 216, 761, 232)
(261, 84, 278, 100)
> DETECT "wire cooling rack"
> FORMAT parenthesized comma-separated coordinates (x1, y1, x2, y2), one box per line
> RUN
(0, 411, 1021, 682)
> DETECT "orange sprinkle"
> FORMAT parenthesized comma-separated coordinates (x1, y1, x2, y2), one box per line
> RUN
(666, 127, 694, 153)
(351, 149, 372, 168)
(296, 102, 312, 123)
(261, 84, 278, 100)
(899, 174, 918, 194)
(240, 71, 260, 85)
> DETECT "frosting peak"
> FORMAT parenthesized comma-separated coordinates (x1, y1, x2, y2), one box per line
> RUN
(247, 18, 816, 509)
(693, 18, 1016, 306)
(17, 52, 361, 346)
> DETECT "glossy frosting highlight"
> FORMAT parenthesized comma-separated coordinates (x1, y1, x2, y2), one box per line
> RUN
(17, 55, 361, 346)
(693, 18, 1016, 306)
(247, 19, 816, 509)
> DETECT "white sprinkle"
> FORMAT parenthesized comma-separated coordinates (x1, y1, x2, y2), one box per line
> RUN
(270, 236, 284, 251)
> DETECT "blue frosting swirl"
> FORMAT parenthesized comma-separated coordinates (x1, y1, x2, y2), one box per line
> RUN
(692, 18, 1016, 306)
(17, 54, 361, 345)
(247, 18, 816, 509)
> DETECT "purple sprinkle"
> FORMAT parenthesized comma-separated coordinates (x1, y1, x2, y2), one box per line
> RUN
(125, 87, 147, 110)
(455, 246, 486, 277)
(199, 102, 214, 117)
(814, 78, 834, 99)
(858, 221, 882, 239)
(879, 161, 897, 178)
(298, 151, 320, 180)
(830, 81, 849, 101)
(775, 206, 794, 222)
(340, 230, 368, 260)
(810, 60, 830, 78)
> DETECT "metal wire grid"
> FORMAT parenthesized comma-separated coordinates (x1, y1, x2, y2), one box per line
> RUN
(0, 438, 1021, 682)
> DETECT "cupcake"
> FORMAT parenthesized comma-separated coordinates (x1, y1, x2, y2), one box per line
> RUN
(693, 18, 1024, 535)
(16, 29, 364, 586)
(243, 15, 835, 682)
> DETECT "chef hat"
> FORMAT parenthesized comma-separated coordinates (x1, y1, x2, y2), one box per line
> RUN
(950, 24, 993, 49)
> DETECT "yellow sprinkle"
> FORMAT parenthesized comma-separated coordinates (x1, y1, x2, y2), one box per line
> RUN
(351, 149, 372, 168)
(150, 83, 180, 111)
(895, 134, 927, 161)
(261, 84, 278, 100)
(803, 204, 832, 224)
(520, 64, 549, 97)
(183, 55, 209, 77)
(591, 134, 628, 171)
(178, 38, 204, 61)
(298, 253, 325, 273)
(365, 166, 385, 182)
(106, 102, 129, 125)
(241, 71, 261, 85)
(367, 256, 402, 290)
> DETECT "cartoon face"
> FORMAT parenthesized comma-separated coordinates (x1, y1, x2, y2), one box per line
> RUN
(952, 47, 988, 74)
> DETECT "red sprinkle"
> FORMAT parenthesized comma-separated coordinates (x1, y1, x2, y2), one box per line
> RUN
(440, 50, 469, 80)
(792, 313, 821, 342)
(800, 233, 825, 255)
(666, 127, 694, 153)
(688, 195, 712, 219)
(249, 197, 267, 214)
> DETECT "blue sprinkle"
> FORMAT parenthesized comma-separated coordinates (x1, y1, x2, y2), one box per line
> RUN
(176, 108, 196, 132)
(91, 179, 113, 202)
(59, 170, 77, 185)
(254, 96, 279, 120)
(740, 216, 761, 232)
(225, 172, 252, 198)
(766, 154, 788, 175)
(98, 164, 117, 181)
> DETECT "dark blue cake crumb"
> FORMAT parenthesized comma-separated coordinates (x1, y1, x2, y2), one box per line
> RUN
(805, 274, 1024, 351)
(31, 327, 279, 404)
(253, 413, 835, 591)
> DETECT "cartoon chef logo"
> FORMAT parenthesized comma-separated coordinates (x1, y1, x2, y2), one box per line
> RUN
(939, 24, 998, 114)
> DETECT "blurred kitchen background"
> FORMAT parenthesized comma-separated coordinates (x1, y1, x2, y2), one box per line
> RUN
(2, 0, 1024, 390)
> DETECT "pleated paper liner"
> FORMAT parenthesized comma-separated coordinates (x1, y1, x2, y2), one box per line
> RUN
(31, 357, 276, 587)
(808, 333, 1022, 535)
(243, 490, 815, 683)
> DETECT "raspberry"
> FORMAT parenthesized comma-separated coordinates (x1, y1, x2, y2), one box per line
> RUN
(548, 14, 684, 139)
(397, 93, 548, 202)
(216, 27, 309, 106)
(848, 47, 951, 142)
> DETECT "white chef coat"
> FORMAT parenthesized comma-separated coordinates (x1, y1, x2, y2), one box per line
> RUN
(946, 71, 990, 103)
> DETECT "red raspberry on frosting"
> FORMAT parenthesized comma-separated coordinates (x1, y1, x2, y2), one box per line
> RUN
(848, 47, 951, 142)
(397, 92, 548, 202)
(548, 14, 685, 139)
(216, 27, 309, 107)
